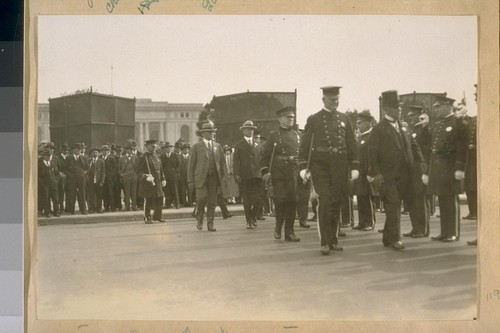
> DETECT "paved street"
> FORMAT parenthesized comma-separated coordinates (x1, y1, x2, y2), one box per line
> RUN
(36, 206, 477, 321)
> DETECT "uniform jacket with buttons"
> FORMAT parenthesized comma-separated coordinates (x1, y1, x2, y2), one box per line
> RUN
(462, 115, 477, 191)
(137, 151, 165, 198)
(425, 114, 468, 195)
(260, 126, 301, 201)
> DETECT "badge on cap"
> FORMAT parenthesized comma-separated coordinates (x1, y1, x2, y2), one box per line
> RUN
(360, 140, 365, 145)
(412, 133, 417, 138)
(446, 126, 452, 132)
(340, 121, 345, 127)
(402, 127, 407, 132)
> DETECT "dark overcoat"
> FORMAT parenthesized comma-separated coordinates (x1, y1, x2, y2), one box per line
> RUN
(354, 130, 378, 196)
(137, 152, 165, 198)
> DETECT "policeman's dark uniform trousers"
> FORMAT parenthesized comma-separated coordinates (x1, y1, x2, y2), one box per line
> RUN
(463, 115, 477, 218)
(137, 151, 165, 221)
(355, 129, 378, 229)
(299, 109, 359, 248)
(261, 126, 302, 239)
(368, 118, 425, 245)
(426, 114, 468, 239)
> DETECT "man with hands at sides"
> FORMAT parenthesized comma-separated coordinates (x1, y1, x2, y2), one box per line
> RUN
(298, 86, 359, 255)
(422, 96, 467, 242)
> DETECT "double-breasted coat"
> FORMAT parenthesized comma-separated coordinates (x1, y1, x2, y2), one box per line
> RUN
(137, 151, 165, 198)
(426, 114, 468, 195)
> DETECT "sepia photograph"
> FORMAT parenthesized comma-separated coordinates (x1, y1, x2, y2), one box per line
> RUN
(32, 13, 481, 325)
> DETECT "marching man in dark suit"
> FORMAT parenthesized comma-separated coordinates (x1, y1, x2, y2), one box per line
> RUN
(65, 143, 88, 215)
(233, 120, 264, 229)
(422, 96, 467, 242)
(87, 147, 106, 214)
(260, 106, 302, 242)
(188, 122, 226, 231)
(160, 142, 181, 209)
(368, 90, 426, 250)
(352, 110, 378, 231)
(299, 86, 359, 255)
(137, 139, 167, 224)
(38, 148, 60, 217)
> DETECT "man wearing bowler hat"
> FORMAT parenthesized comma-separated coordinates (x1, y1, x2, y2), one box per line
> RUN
(261, 106, 302, 242)
(87, 147, 106, 214)
(65, 143, 89, 215)
(137, 139, 167, 223)
(188, 122, 226, 231)
(368, 90, 426, 250)
(299, 86, 359, 255)
(422, 95, 467, 242)
(352, 110, 378, 231)
(160, 141, 181, 209)
(233, 120, 264, 229)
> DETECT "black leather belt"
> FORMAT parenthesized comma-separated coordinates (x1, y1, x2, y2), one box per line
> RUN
(314, 146, 345, 154)
(275, 155, 298, 161)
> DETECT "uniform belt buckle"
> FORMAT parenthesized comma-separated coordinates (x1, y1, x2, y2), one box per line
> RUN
(330, 147, 339, 153)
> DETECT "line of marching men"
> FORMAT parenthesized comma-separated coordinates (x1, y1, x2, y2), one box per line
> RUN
(37, 139, 196, 218)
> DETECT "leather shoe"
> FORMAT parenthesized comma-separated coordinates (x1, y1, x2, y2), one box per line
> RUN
(196, 222, 203, 230)
(431, 234, 446, 241)
(154, 219, 166, 223)
(251, 220, 258, 227)
(403, 231, 415, 237)
(340, 223, 350, 228)
(207, 225, 216, 232)
(352, 225, 364, 230)
(307, 215, 317, 222)
(362, 226, 373, 231)
(412, 233, 425, 238)
(285, 235, 301, 242)
(320, 245, 330, 255)
(338, 231, 346, 237)
(442, 236, 457, 242)
(274, 232, 281, 240)
(246, 223, 253, 229)
(144, 217, 153, 224)
(390, 241, 405, 250)
(383, 242, 390, 247)
(463, 214, 477, 220)
(256, 216, 266, 221)
(299, 220, 310, 228)
(223, 214, 233, 219)
(329, 243, 343, 251)
(467, 239, 477, 246)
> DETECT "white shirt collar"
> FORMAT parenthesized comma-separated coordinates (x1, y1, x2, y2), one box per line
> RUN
(360, 128, 372, 136)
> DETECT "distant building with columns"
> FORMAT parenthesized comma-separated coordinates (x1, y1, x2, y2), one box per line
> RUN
(38, 97, 203, 150)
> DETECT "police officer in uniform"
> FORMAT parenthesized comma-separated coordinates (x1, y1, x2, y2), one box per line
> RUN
(422, 96, 467, 242)
(299, 86, 359, 255)
(137, 139, 167, 224)
(462, 114, 477, 221)
(261, 106, 302, 242)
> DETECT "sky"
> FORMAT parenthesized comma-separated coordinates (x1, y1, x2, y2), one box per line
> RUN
(38, 15, 477, 125)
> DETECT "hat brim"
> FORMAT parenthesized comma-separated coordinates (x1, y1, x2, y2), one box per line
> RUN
(200, 129, 217, 132)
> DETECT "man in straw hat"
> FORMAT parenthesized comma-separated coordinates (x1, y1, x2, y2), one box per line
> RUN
(368, 90, 426, 250)
(299, 86, 359, 255)
(137, 139, 167, 224)
(260, 106, 302, 242)
(233, 120, 264, 230)
(422, 95, 467, 243)
(188, 122, 226, 231)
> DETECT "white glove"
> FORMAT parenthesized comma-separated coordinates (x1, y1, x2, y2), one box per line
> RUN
(299, 169, 311, 181)
(351, 170, 359, 180)
(367, 175, 374, 183)
(455, 170, 465, 180)
(161, 180, 167, 187)
(146, 175, 155, 184)
(421, 174, 429, 185)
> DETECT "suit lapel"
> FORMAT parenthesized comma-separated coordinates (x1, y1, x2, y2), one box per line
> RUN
(382, 119, 402, 151)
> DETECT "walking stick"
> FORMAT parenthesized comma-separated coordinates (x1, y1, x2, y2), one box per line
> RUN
(266, 143, 277, 198)
(305, 134, 318, 201)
